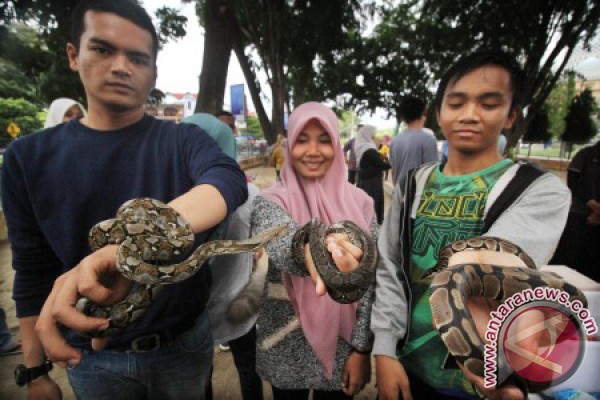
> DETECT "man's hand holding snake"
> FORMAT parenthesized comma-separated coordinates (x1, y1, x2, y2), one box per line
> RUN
(37, 244, 132, 367)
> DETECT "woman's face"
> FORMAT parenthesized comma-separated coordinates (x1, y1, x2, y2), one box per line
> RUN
(63, 104, 84, 122)
(291, 118, 334, 179)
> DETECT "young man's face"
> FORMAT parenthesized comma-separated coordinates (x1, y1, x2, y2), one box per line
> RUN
(437, 65, 517, 157)
(67, 11, 157, 114)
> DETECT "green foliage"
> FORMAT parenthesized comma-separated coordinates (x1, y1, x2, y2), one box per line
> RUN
(154, 6, 188, 45)
(523, 106, 550, 144)
(1, 2, 185, 106)
(147, 88, 166, 107)
(245, 115, 263, 138)
(561, 88, 598, 144)
(0, 60, 38, 102)
(546, 72, 577, 139)
(331, 0, 600, 139)
(0, 98, 43, 146)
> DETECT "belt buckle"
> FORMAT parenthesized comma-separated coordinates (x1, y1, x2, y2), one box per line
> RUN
(130, 334, 161, 352)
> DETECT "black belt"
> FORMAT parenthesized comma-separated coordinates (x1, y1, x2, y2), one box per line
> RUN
(108, 318, 195, 352)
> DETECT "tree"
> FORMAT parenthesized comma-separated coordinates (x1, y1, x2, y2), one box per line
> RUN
(0, 98, 43, 147)
(245, 114, 263, 138)
(191, 0, 235, 114)
(546, 72, 578, 139)
(417, 0, 600, 145)
(1, 1, 188, 105)
(561, 88, 598, 155)
(335, 1, 600, 140)
(522, 106, 551, 158)
(189, 0, 369, 144)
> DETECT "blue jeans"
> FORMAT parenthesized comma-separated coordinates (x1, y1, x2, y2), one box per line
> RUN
(0, 307, 13, 350)
(67, 313, 213, 400)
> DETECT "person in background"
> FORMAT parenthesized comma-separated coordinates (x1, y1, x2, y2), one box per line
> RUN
(183, 113, 263, 400)
(389, 96, 438, 186)
(344, 137, 358, 184)
(354, 125, 391, 224)
(44, 98, 86, 128)
(5, 1, 247, 398)
(378, 140, 391, 181)
(251, 102, 375, 399)
(0, 306, 20, 356)
(217, 110, 238, 135)
(270, 134, 286, 182)
(184, 113, 238, 161)
(550, 139, 600, 282)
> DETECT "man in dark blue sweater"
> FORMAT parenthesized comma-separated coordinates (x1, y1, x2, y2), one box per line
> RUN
(1, 1, 248, 398)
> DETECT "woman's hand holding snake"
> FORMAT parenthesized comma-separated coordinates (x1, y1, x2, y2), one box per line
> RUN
(304, 233, 364, 296)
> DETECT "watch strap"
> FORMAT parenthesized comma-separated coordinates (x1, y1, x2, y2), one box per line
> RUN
(15, 360, 52, 386)
(28, 360, 53, 381)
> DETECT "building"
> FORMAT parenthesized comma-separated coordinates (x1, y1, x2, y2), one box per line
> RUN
(145, 92, 197, 121)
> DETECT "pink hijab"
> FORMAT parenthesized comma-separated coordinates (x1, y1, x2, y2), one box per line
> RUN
(260, 102, 374, 378)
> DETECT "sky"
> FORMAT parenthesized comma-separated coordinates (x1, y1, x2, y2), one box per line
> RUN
(141, 0, 397, 129)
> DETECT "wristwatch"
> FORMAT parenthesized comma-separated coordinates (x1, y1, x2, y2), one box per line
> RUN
(14, 360, 53, 387)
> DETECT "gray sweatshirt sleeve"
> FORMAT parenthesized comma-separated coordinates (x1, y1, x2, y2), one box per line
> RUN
(370, 186, 409, 357)
(486, 172, 571, 267)
(251, 196, 307, 276)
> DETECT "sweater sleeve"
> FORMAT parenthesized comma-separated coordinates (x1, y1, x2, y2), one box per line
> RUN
(1, 144, 63, 317)
(250, 196, 307, 276)
(183, 124, 248, 216)
(370, 183, 409, 357)
(486, 172, 571, 266)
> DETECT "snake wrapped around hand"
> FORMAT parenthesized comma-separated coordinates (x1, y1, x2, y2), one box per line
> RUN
(291, 219, 377, 304)
(428, 236, 588, 393)
(76, 198, 288, 337)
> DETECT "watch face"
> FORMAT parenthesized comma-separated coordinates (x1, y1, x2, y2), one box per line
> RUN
(14, 364, 28, 386)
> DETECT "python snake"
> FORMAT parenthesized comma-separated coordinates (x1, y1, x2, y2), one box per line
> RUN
(76, 198, 288, 337)
(428, 236, 588, 392)
(291, 219, 377, 304)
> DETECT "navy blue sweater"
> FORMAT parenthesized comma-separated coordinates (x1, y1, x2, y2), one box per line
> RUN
(1, 115, 248, 348)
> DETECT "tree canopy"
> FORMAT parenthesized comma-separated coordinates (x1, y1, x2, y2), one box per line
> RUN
(561, 88, 598, 145)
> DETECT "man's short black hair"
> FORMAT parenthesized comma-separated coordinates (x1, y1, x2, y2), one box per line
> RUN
(71, 0, 159, 60)
(399, 96, 426, 124)
(215, 110, 234, 118)
(434, 50, 525, 114)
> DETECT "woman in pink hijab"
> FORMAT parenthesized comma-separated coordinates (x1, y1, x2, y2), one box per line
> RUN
(251, 102, 377, 399)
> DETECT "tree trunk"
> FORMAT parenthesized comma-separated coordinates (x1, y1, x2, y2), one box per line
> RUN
(231, 20, 275, 143)
(195, 0, 235, 114)
(271, 63, 286, 137)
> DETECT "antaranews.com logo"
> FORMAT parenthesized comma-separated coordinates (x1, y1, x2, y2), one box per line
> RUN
(483, 287, 598, 389)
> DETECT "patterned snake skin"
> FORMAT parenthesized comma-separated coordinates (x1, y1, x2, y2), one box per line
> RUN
(428, 236, 587, 390)
(76, 198, 289, 337)
(291, 219, 377, 303)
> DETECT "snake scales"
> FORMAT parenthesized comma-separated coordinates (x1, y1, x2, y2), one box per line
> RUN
(428, 236, 588, 391)
(292, 219, 377, 304)
(76, 198, 289, 337)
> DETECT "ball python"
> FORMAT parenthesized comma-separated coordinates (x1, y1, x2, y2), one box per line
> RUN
(428, 236, 588, 392)
(76, 198, 289, 337)
(291, 219, 377, 304)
